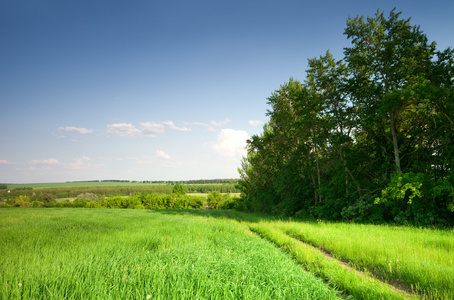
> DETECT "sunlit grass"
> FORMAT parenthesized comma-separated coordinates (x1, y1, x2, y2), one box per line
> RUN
(0, 208, 341, 299)
(2, 208, 451, 299)
(272, 219, 454, 299)
(248, 222, 415, 300)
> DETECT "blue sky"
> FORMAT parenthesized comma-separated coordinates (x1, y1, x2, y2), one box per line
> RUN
(1, 0, 453, 183)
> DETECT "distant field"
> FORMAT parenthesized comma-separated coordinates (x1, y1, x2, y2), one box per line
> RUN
(5, 181, 165, 190)
(189, 192, 241, 198)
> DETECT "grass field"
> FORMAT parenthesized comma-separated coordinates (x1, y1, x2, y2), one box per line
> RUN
(1, 209, 452, 299)
(4, 181, 165, 190)
(0, 209, 341, 300)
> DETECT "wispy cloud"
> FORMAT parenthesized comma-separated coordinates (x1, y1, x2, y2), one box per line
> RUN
(141, 122, 165, 135)
(107, 121, 190, 137)
(29, 157, 103, 171)
(210, 119, 231, 127)
(65, 156, 101, 170)
(248, 120, 263, 126)
(0, 160, 14, 165)
(212, 129, 249, 160)
(32, 158, 60, 164)
(163, 121, 191, 132)
(156, 150, 171, 160)
(187, 119, 231, 131)
(58, 126, 93, 134)
(107, 123, 155, 137)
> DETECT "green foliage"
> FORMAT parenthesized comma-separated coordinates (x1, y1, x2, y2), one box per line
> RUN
(375, 173, 424, 205)
(236, 9, 454, 226)
(13, 187, 33, 191)
(206, 191, 235, 209)
(0, 183, 238, 200)
(14, 195, 32, 208)
(172, 183, 186, 195)
(76, 192, 99, 201)
(0, 184, 7, 190)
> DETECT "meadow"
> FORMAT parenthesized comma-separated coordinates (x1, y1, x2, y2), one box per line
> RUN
(1, 209, 453, 299)
(0, 209, 340, 300)
(4, 181, 161, 190)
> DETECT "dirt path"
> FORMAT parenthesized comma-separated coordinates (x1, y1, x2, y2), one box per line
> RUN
(290, 234, 416, 297)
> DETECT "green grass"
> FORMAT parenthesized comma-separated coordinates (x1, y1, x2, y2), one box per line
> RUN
(4, 181, 165, 190)
(2, 209, 452, 299)
(0, 209, 342, 299)
(248, 222, 415, 300)
(270, 219, 454, 299)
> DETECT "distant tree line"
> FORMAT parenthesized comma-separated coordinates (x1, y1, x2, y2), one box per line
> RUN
(236, 9, 454, 226)
(0, 183, 239, 203)
(185, 184, 238, 193)
(1, 185, 173, 199)
(64, 179, 238, 184)
(2, 189, 236, 210)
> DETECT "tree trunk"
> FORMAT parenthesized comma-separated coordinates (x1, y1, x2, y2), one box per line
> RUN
(314, 144, 321, 197)
(390, 110, 402, 173)
(311, 173, 319, 204)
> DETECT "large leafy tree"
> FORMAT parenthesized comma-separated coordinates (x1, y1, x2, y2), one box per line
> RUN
(344, 9, 436, 174)
(237, 9, 454, 225)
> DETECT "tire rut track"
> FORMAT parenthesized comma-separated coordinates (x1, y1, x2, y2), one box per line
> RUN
(248, 223, 419, 300)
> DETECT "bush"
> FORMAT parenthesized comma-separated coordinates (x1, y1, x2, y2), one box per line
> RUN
(207, 192, 233, 209)
(76, 193, 99, 201)
(15, 195, 32, 208)
(172, 184, 186, 195)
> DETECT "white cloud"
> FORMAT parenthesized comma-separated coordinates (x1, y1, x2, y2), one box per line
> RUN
(156, 150, 171, 160)
(107, 123, 143, 137)
(186, 121, 208, 126)
(141, 122, 165, 135)
(107, 121, 190, 137)
(163, 121, 191, 132)
(0, 160, 13, 165)
(187, 119, 231, 132)
(32, 158, 60, 164)
(248, 120, 263, 126)
(58, 126, 93, 134)
(212, 129, 249, 160)
(210, 119, 231, 127)
(107, 123, 160, 137)
(65, 156, 103, 170)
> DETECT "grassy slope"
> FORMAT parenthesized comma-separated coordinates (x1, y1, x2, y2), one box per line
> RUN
(0, 209, 341, 300)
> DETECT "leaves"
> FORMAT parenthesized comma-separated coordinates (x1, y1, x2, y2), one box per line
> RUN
(237, 9, 454, 225)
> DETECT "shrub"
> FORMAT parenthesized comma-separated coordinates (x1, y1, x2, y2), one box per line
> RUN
(76, 193, 99, 201)
(207, 191, 232, 209)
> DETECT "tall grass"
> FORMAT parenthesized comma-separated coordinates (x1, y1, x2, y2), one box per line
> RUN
(249, 222, 415, 300)
(0, 209, 341, 299)
(273, 220, 454, 299)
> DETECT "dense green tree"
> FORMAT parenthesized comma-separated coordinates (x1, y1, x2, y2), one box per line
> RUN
(344, 9, 436, 174)
(237, 9, 454, 225)
(172, 183, 186, 195)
